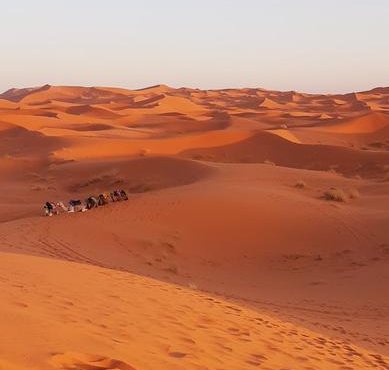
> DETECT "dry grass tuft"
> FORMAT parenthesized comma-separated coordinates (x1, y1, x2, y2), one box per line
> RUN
(323, 188, 348, 202)
(295, 180, 306, 189)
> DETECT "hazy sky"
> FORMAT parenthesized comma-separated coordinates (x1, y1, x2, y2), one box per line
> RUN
(1, 0, 388, 93)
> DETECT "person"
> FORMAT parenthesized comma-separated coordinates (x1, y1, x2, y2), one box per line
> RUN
(120, 189, 128, 201)
(98, 193, 109, 206)
(114, 190, 122, 201)
(44, 201, 54, 216)
(111, 190, 122, 202)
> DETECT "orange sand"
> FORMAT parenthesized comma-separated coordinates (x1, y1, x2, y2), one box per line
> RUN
(0, 84, 388, 370)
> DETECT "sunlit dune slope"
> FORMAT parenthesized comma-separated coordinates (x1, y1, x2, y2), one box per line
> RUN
(1, 252, 387, 370)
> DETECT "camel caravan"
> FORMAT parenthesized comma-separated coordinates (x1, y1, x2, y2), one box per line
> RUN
(43, 189, 128, 216)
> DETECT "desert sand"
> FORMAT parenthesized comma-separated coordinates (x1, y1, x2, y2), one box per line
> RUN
(0, 84, 388, 370)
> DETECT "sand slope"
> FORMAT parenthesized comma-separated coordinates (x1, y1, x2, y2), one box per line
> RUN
(1, 252, 388, 370)
(181, 131, 389, 178)
(0, 84, 388, 370)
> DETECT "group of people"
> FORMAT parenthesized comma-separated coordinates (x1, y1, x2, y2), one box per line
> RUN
(44, 189, 128, 216)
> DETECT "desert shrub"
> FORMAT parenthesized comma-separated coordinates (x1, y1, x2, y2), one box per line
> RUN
(295, 180, 306, 189)
(323, 188, 348, 202)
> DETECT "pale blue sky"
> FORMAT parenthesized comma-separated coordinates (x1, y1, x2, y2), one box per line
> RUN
(1, 0, 388, 93)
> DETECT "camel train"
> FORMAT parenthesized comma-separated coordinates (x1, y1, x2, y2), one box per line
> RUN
(44, 189, 128, 216)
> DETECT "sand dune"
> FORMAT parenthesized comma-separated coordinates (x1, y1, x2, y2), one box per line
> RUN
(260, 97, 286, 110)
(0, 84, 388, 370)
(0, 121, 63, 157)
(267, 128, 302, 143)
(65, 104, 121, 119)
(181, 131, 389, 178)
(134, 84, 173, 94)
(286, 112, 389, 149)
(317, 112, 389, 134)
(0, 99, 18, 109)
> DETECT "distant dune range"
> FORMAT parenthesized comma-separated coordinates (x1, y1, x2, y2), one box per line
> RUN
(0, 84, 388, 370)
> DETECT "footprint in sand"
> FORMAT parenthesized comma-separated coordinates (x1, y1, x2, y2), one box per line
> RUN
(168, 351, 188, 358)
(50, 352, 136, 370)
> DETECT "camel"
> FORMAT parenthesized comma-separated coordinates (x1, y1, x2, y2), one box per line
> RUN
(68, 199, 86, 213)
(43, 189, 129, 217)
(98, 193, 110, 206)
(111, 189, 128, 202)
(55, 202, 68, 214)
(85, 196, 99, 210)
(110, 191, 119, 202)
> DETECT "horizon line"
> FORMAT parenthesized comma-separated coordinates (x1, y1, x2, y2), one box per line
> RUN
(1, 83, 389, 98)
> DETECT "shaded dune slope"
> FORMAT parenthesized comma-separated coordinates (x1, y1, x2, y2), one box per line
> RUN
(52, 156, 216, 194)
(181, 131, 389, 178)
(0, 121, 63, 157)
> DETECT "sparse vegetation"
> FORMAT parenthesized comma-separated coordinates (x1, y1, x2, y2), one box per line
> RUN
(295, 180, 306, 189)
(323, 188, 348, 202)
(323, 188, 359, 202)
